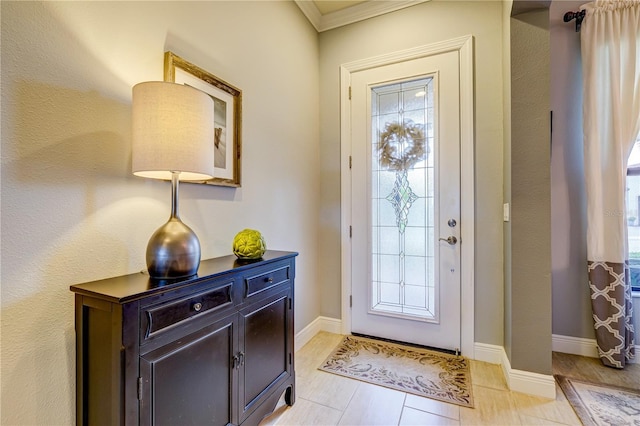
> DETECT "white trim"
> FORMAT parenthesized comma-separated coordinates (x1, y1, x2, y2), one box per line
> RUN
(474, 342, 504, 365)
(294, 0, 322, 31)
(339, 35, 476, 357)
(294, 0, 431, 32)
(507, 369, 557, 399)
(340, 63, 353, 337)
(459, 34, 475, 361)
(341, 36, 475, 74)
(475, 342, 556, 399)
(295, 316, 342, 352)
(552, 334, 599, 358)
(500, 346, 556, 399)
(552, 334, 639, 364)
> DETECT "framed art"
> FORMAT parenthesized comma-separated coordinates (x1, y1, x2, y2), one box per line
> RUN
(164, 51, 242, 187)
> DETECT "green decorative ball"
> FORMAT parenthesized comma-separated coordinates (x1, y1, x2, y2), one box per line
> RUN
(232, 229, 266, 259)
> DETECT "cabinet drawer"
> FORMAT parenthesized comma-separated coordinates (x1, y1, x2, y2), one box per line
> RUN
(245, 266, 290, 298)
(143, 283, 233, 339)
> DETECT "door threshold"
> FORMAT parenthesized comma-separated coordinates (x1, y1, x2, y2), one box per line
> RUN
(351, 333, 459, 356)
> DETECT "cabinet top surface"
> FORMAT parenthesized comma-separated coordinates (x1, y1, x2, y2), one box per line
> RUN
(70, 250, 297, 303)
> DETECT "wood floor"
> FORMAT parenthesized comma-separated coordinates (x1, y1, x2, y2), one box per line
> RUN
(553, 350, 640, 390)
(261, 332, 638, 426)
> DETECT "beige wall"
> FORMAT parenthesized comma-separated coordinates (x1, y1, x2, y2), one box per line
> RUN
(0, 1, 320, 423)
(508, 8, 552, 374)
(549, 0, 592, 339)
(318, 0, 505, 345)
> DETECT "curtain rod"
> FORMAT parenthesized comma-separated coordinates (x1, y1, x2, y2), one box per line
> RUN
(564, 10, 586, 32)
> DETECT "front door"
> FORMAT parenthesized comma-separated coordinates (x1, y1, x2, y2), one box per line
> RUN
(350, 49, 461, 352)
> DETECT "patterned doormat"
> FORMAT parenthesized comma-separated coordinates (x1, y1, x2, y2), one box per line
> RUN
(318, 335, 473, 408)
(555, 375, 640, 426)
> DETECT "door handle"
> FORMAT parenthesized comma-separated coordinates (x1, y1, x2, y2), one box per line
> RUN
(439, 236, 457, 245)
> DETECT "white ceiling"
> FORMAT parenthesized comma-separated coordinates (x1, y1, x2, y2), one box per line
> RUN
(295, 0, 431, 32)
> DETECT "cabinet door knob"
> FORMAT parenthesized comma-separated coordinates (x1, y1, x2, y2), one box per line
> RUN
(193, 302, 203, 312)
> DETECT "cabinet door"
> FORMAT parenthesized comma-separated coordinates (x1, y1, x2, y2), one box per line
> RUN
(140, 315, 238, 426)
(238, 289, 293, 422)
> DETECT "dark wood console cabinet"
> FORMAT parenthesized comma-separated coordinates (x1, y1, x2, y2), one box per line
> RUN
(71, 251, 297, 425)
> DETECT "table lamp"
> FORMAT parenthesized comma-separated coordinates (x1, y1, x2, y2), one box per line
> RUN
(131, 81, 215, 279)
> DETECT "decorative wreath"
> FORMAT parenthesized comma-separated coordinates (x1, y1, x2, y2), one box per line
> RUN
(377, 121, 427, 171)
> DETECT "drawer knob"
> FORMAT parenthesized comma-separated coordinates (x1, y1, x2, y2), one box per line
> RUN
(266, 277, 274, 283)
(193, 302, 203, 312)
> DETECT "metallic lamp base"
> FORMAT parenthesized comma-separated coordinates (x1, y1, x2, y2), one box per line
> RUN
(146, 217, 201, 280)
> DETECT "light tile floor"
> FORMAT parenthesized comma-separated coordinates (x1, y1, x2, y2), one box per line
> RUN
(260, 332, 586, 426)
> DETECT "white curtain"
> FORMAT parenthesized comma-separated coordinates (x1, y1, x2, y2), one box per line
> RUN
(582, 0, 640, 368)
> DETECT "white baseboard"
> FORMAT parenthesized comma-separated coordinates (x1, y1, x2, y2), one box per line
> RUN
(500, 346, 557, 399)
(552, 334, 639, 364)
(475, 342, 556, 399)
(474, 342, 504, 364)
(295, 316, 342, 352)
(552, 334, 599, 358)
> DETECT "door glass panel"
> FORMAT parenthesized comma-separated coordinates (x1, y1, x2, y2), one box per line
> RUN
(370, 77, 436, 321)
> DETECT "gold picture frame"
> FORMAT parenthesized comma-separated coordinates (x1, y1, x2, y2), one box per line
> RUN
(164, 51, 242, 187)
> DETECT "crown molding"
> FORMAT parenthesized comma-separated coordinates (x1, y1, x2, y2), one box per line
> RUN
(295, 0, 323, 31)
(295, 0, 431, 32)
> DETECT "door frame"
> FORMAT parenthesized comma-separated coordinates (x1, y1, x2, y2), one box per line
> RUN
(339, 35, 475, 357)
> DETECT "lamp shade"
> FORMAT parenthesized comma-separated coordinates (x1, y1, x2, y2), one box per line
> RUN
(132, 81, 215, 181)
